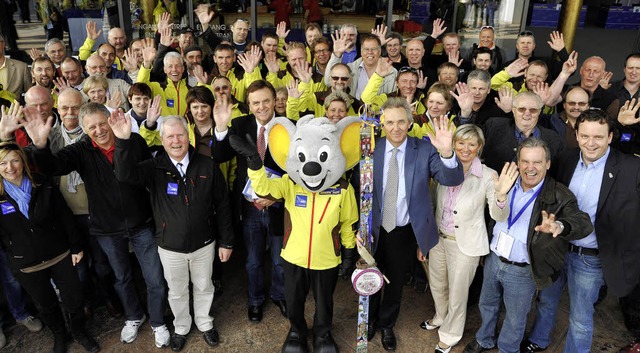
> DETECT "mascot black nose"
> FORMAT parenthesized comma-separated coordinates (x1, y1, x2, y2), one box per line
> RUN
(302, 162, 322, 176)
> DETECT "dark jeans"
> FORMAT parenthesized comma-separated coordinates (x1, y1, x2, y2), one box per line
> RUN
(243, 203, 285, 306)
(95, 227, 166, 327)
(283, 260, 339, 338)
(14, 253, 83, 335)
(0, 248, 30, 323)
(369, 224, 416, 329)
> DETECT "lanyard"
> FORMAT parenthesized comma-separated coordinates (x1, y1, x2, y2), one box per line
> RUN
(507, 186, 541, 230)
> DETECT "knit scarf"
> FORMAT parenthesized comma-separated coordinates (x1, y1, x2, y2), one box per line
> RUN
(4, 177, 32, 219)
(61, 125, 85, 193)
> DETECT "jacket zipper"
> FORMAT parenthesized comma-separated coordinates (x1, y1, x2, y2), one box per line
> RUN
(307, 193, 316, 269)
(318, 197, 331, 224)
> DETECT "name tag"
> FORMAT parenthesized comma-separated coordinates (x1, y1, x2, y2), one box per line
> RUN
(112, 63, 118, 69)
(0, 202, 15, 215)
(320, 187, 340, 195)
(295, 195, 307, 208)
(166, 99, 175, 108)
(166, 182, 179, 195)
(495, 231, 514, 258)
(621, 133, 632, 142)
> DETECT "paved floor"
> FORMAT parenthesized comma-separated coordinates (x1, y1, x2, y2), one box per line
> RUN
(5, 12, 636, 353)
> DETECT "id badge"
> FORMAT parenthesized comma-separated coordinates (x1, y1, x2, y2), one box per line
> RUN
(166, 182, 179, 195)
(166, 99, 175, 108)
(495, 231, 515, 258)
(0, 202, 15, 215)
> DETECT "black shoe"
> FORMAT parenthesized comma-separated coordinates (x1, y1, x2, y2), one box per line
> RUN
(53, 333, 67, 353)
(313, 332, 338, 353)
(104, 300, 122, 318)
(272, 299, 288, 318)
(367, 323, 376, 341)
(248, 305, 263, 322)
(380, 328, 396, 351)
(462, 340, 490, 353)
(203, 328, 219, 347)
(520, 339, 546, 353)
(415, 281, 429, 293)
(281, 330, 309, 353)
(72, 330, 99, 353)
(170, 333, 187, 352)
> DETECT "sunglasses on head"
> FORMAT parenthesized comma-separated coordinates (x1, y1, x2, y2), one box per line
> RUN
(480, 25, 494, 30)
(398, 66, 418, 74)
(518, 30, 534, 37)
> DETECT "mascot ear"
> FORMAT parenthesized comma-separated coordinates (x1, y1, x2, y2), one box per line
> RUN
(337, 116, 361, 170)
(267, 117, 296, 171)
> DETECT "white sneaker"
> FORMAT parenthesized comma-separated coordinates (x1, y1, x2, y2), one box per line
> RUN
(0, 327, 6, 349)
(120, 315, 146, 343)
(152, 324, 170, 348)
(17, 316, 43, 332)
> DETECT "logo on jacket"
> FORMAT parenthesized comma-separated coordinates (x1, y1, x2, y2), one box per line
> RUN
(295, 195, 307, 208)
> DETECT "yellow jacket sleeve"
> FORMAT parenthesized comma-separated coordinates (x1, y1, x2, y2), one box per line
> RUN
(490, 70, 515, 93)
(136, 65, 152, 83)
(361, 73, 388, 107)
(248, 166, 290, 200)
(139, 122, 162, 147)
(78, 37, 96, 61)
(339, 184, 358, 248)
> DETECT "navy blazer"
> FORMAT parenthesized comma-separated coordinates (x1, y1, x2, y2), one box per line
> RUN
(371, 137, 464, 257)
(553, 147, 640, 297)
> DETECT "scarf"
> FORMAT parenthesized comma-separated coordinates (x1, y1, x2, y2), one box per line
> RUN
(4, 177, 32, 219)
(61, 126, 85, 193)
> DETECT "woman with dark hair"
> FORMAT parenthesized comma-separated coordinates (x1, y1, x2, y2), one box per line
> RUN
(0, 137, 98, 353)
(126, 83, 154, 129)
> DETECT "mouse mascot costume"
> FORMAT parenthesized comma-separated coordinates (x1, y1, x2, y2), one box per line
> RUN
(231, 116, 360, 353)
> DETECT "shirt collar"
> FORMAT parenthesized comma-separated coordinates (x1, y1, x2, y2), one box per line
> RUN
(169, 153, 190, 168)
(468, 157, 483, 178)
(514, 176, 545, 195)
(385, 138, 407, 155)
(578, 146, 610, 169)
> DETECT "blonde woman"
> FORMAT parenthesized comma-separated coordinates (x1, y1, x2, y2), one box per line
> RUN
(419, 124, 518, 353)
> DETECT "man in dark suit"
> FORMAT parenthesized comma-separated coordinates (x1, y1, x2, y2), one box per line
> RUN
(482, 91, 564, 173)
(521, 109, 640, 353)
(365, 97, 464, 351)
(212, 80, 287, 323)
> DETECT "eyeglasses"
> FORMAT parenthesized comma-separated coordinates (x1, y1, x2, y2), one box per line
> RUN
(59, 105, 81, 112)
(518, 30, 534, 37)
(331, 76, 350, 82)
(362, 47, 380, 53)
(398, 66, 418, 74)
(565, 101, 589, 108)
(515, 107, 541, 115)
(213, 85, 230, 92)
(314, 48, 330, 54)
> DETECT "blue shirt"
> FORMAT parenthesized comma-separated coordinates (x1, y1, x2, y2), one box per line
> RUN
(568, 147, 610, 249)
(341, 49, 357, 64)
(491, 178, 544, 263)
(515, 126, 541, 145)
(382, 139, 457, 228)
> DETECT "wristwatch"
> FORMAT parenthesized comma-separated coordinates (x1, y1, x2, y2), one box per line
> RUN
(555, 220, 565, 234)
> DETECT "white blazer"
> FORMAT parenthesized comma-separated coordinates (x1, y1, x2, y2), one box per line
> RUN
(434, 164, 509, 257)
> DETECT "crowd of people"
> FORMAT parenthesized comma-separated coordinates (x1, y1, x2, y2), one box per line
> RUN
(0, 5, 637, 353)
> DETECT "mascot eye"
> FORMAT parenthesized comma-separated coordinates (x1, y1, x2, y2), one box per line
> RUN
(318, 145, 330, 162)
(296, 146, 307, 162)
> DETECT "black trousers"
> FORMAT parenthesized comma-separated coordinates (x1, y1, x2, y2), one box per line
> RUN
(14, 253, 84, 334)
(369, 224, 416, 329)
(620, 280, 640, 338)
(283, 260, 339, 338)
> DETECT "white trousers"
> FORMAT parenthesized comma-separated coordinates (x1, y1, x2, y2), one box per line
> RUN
(158, 242, 215, 335)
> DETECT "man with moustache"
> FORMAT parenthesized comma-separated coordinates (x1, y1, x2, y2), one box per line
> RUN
(538, 86, 591, 149)
(32, 57, 56, 91)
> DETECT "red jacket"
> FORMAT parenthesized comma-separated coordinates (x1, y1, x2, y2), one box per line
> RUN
(268, 0, 293, 29)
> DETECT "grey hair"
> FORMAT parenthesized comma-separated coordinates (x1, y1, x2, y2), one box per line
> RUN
(513, 91, 543, 109)
(381, 97, 413, 124)
(163, 51, 184, 66)
(160, 116, 189, 137)
(453, 124, 485, 154)
(466, 70, 491, 86)
(324, 91, 352, 111)
(385, 31, 403, 46)
(517, 137, 551, 162)
(79, 103, 110, 131)
(57, 88, 85, 103)
(45, 38, 64, 52)
(340, 24, 358, 33)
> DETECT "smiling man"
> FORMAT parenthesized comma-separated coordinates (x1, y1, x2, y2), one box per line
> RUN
(212, 80, 288, 324)
(462, 137, 592, 353)
(481, 92, 564, 173)
(137, 50, 189, 116)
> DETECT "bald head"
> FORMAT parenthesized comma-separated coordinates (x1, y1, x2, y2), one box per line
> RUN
(85, 55, 108, 76)
(25, 86, 54, 121)
(580, 56, 606, 92)
(107, 27, 126, 51)
(406, 39, 425, 67)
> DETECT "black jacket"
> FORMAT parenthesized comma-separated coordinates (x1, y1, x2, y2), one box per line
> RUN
(525, 177, 592, 289)
(114, 140, 234, 253)
(553, 147, 640, 297)
(481, 118, 564, 173)
(28, 134, 154, 237)
(0, 174, 82, 271)
(213, 114, 287, 235)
